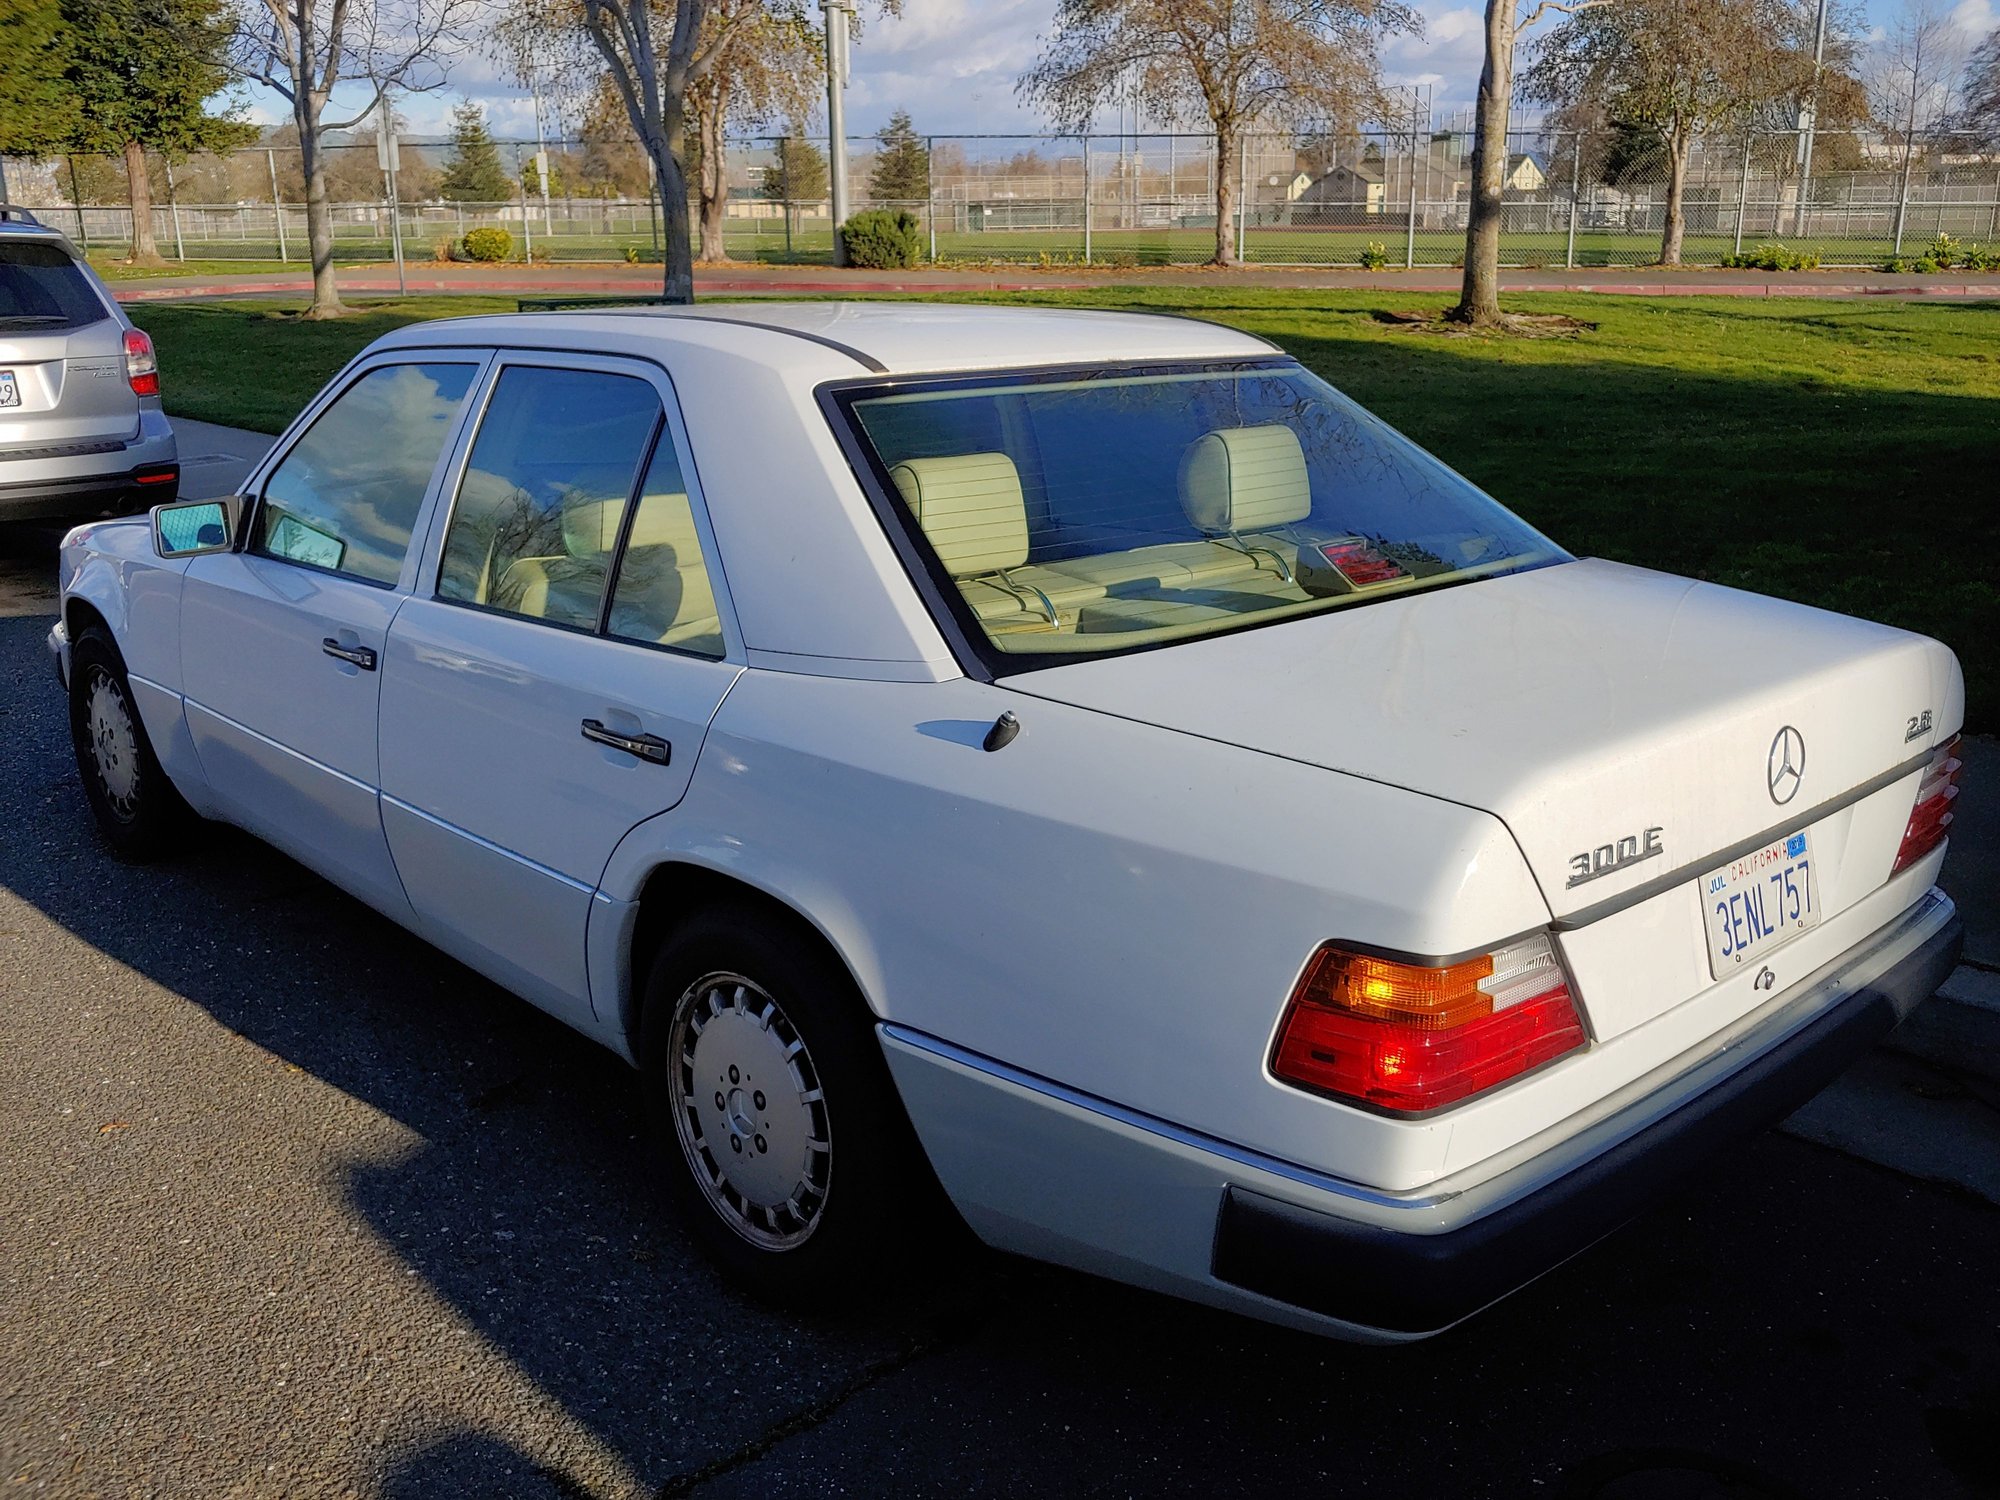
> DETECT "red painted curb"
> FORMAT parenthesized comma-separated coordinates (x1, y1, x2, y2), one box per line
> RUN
(113, 275, 2000, 303)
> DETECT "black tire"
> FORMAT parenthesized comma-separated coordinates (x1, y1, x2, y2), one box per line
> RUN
(639, 902, 947, 1304)
(67, 624, 192, 860)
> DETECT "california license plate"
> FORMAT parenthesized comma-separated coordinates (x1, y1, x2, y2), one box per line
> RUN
(0, 371, 18, 408)
(1703, 830, 1819, 976)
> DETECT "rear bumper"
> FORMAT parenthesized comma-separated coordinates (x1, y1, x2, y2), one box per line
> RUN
(0, 415, 178, 520)
(883, 888, 1962, 1341)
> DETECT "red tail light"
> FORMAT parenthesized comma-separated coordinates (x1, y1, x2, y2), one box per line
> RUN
(123, 328, 159, 397)
(1892, 735, 1961, 874)
(1271, 936, 1586, 1114)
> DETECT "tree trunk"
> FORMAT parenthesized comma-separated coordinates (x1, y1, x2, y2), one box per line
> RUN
(696, 93, 728, 263)
(646, 107, 695, 304)
(1212, 120, 1239, 267)
(296, 97, 344, 318)
(1659, 133, 1691, 266)
(1892, 136, 1918, 249)
(1450, 0, 1513, 324)
(122, 140, 161, 263)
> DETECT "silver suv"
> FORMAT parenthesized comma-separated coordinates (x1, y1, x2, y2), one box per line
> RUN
(1, 206, 177, 521)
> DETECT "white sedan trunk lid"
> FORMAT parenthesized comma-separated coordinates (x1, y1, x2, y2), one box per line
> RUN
(1005, 558, 1960, 924)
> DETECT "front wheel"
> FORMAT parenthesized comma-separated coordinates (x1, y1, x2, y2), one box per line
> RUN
(67, 625, 191, 860)
(641, 905, 947, 1304)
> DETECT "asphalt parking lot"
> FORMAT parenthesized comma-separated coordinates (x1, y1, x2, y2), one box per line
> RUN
(3, 515, 1998, 1498)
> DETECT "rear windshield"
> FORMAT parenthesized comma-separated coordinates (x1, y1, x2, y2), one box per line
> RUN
(0, 241, 108, 331)
(834, 360, 1567, 669)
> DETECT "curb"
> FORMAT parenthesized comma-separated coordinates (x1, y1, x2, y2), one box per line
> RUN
(1883, 964, 2000, 1086)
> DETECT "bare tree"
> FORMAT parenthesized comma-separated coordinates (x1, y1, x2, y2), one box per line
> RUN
(233, 0, 473, 316)
(1966, 25, 2000, 145)
(1451, 0, 1608, 325)
(687, 0, 820, 262)
(1523, 0, 1823, 265)
(1018, 0, 1417, 268)
(1870, 0, 1965, 248)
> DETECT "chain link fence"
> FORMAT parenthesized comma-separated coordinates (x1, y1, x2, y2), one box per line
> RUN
(3, 124, 1996, 269)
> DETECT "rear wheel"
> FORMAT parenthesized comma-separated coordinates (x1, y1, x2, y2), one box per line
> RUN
(67, 624, 190, 860)
(640, 904, 945, 1303)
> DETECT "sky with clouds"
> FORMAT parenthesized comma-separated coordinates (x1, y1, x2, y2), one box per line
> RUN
(240, 0, 1998, 144)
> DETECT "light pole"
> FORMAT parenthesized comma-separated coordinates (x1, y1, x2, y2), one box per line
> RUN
(1793, 0, 1830, 235)
(822, 0, 854, 263)
(530, 63, 554, 238)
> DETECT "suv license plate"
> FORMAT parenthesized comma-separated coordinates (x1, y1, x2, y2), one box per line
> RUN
(0, 371, 18, 408)
(1703, 830, 1819, 977)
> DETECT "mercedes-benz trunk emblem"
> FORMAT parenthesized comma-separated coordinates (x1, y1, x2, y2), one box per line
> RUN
(1767, 726, 1806, 805)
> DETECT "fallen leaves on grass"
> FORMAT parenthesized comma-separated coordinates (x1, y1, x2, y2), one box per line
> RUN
(1374, 308, 1598, 338)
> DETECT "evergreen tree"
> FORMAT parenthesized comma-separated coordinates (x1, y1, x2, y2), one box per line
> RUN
(440, 101, 514, 202)
(760, 134, 829, 201)
(867, 108, 929, 202)
(59, 0, 252, 261)
(0, 0, 74, 191)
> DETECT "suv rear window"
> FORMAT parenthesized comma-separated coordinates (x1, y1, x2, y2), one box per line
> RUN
(0, 241, 109, 331)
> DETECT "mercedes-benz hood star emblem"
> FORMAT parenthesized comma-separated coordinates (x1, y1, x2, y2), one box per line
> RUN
(1768, 726, 1806, 805)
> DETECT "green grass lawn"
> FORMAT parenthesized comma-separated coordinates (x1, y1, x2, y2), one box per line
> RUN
(88, 255, 321, 281)
(126, 289, 1999, 726)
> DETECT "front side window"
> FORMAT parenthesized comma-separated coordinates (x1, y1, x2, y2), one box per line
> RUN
(437, 364, 663, 628)
(257, 361, 478, 585)
(836, 360, 1567, 668)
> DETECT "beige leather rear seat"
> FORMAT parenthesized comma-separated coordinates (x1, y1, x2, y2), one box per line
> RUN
(890, 429, 1319, 634)
(493, 492, 723, 654)
(887, 452, 1271, 631)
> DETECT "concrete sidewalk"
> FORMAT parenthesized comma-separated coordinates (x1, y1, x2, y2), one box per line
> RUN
(107, 259, 2000, 303)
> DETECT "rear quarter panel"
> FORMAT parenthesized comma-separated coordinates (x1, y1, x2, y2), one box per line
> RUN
(599, 669, 1555, 1190)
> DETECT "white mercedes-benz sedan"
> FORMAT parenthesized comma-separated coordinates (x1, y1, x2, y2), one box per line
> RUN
(48, 304, 1964, 1339)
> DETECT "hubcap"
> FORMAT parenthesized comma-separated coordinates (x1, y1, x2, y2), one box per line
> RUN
(85, 669, 141, 820)
(667, 972, 830, 1251)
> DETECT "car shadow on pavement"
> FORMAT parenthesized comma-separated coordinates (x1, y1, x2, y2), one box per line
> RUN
(5, 600, 1999, 1499)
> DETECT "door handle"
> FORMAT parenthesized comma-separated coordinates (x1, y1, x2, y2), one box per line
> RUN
(321, 638, 377, 670)
(581, 718, 671, 765)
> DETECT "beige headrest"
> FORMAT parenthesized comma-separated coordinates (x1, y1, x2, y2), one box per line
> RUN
(562, 494, 699, 558)
(888, 452, 1029, 578)
(1179, 425, 1311, 535)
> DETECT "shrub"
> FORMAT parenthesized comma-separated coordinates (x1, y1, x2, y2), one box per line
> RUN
(839, 209, 923, 268)
(623, 245, 641, 264)
(1099, 250, 1140, 270)
(1720, 242, 1820, 271)
(1358, 240, 1390, 271)
(1961, 244, 2000, 271)
(461, 226, 512, 263)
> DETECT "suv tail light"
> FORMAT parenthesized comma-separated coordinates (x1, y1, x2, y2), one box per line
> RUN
(1892, 735, 1961, 874)
(123, 328, 159, 397)
(1271, 935, 1586, 1114)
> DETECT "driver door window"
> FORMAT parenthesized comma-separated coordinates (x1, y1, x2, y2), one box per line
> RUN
(257, 361, 479, 585)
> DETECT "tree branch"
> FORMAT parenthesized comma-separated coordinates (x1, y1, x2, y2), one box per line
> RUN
(1514, 0, 1610, 40)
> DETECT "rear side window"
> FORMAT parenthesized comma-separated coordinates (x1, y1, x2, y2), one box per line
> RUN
(604, 440, 725, 658)
(0, 241, 108, 331)
(436, 365, 664, 629)
(257, 361, 479, 585)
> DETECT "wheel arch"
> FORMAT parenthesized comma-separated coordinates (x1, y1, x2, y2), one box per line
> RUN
(620, 858, 890, 1066)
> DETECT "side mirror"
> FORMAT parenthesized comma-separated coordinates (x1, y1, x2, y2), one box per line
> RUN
(151, 496, 241, 559)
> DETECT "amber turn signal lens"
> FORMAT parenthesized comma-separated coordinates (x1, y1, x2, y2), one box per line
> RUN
(1271, 936, 1585, 1113)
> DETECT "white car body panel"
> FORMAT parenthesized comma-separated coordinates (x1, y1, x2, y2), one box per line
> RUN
(49, 303, 1965, 1338)
(1008, 557, 1962, 921)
